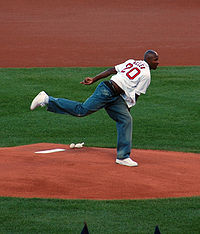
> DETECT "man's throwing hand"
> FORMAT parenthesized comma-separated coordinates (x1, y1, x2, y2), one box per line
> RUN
(80, 77, 94, 85)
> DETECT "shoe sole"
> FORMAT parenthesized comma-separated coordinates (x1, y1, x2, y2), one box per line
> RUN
(116, 160, 138, 167)
(30, 91, 46, 110)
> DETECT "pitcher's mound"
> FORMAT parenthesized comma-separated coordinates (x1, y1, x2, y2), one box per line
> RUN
(0, 143, 199, 200)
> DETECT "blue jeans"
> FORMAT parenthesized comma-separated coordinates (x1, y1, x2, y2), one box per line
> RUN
(47, 81, 132, 159)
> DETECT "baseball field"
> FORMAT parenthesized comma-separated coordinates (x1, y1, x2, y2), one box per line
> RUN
(0, 1, 200, 233)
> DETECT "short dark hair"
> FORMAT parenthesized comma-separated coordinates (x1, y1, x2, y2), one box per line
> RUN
(144, 50, 158, 60)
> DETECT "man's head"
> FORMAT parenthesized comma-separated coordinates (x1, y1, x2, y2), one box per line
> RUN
(144, 50, 159, 70)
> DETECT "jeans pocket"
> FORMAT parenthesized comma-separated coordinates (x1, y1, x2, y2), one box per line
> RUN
(100, 82, 114, 98)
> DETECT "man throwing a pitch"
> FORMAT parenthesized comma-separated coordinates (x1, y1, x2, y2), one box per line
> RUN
(30, 50, 159, 167)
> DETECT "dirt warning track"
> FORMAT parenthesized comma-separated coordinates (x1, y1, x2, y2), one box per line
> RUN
(0, 143, 199, 200)
(0, 0, 199, 67)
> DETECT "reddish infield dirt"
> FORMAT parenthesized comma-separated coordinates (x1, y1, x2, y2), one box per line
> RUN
(0, 0, 199, 67)
(0, 143, 199, 200)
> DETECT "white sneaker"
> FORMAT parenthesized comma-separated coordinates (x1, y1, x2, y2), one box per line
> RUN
(30, 91, 49, 110)
(116, 158, 138, 167)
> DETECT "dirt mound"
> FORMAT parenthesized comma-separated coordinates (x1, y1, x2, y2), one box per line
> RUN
(0, 143, 199, 200)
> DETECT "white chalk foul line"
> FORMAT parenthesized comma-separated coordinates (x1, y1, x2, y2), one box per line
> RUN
(35, 148, 66, 154)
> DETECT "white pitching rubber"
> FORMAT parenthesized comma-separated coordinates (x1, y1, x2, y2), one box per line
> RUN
(35, 148, 66, 154)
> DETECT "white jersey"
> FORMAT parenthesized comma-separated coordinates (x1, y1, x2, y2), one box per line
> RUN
(111, 59, 151, 108)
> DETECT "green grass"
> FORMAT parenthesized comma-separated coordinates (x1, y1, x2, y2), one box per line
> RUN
(0, 66, 199, 153)
(0, 196, 200, 233)
(0, 66, 199, 233)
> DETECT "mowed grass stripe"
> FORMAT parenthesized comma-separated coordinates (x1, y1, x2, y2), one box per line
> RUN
(0, 66, 199, 153)
(0, 196, 200, 233)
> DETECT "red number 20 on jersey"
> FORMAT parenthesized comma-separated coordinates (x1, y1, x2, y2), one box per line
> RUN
(121, 63, 141, 80)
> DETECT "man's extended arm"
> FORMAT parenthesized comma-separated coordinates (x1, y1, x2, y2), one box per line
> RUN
(80, 67, 117, 85)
